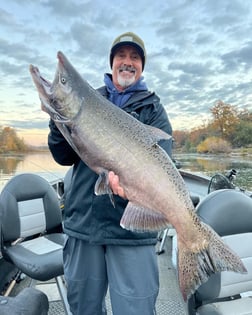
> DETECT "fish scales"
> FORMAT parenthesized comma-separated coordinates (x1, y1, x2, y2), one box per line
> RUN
(29, 51, 247, 301)
(69, 89, 185, 217)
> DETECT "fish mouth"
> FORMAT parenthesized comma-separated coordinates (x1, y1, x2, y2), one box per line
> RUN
(29, 65, 52, 97)
(29, 64, 68, 122)
(29, 64, 53, 111)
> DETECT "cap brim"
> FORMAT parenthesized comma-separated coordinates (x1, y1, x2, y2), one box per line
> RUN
(111, 42, 144, 58)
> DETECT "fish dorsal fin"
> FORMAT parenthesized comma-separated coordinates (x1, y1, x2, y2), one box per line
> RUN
(120, 202, 169, 232)
(144, 125, 172, 143)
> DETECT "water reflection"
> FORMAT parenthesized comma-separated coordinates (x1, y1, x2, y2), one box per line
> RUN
(0, 155, 24, 174)
(0, 152, 69, 191)
(174, 153, 252, 191)
(0, 152, 252, 192)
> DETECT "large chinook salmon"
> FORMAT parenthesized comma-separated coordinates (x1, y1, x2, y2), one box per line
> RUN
(29, 51, 246, 300)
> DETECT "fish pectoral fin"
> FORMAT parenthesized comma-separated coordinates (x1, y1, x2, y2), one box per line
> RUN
(56, 123, 82, 157)
(120, 202, 169, 232)
(94, 171, 115, 207)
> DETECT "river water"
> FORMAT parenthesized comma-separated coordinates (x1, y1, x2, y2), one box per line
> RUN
(0, 151, 252, 192)
(0, 152, 70, 192)
(174, 153, 252, 192)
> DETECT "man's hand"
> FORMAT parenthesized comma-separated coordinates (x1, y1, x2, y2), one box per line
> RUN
(108, 171, 127, 199)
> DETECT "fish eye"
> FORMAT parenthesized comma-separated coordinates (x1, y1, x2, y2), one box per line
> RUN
(60, 76, 67, 84)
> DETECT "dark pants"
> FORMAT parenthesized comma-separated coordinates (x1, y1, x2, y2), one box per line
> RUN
(63, 236, 159, 315)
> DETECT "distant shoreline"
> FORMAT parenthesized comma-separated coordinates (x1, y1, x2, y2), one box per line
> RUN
(173, 147, 252, 157)
(0, 148, 50, 156)
(1, 147, 252, 157)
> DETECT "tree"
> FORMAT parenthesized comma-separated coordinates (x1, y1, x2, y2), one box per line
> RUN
(172, 130, 188, 148)
(210, 100, 239, 141)
(172, 100, 252, 152)
(197, 137, 231, 153)
(233, 122, 252, 147)
(188, 127, 208, 147)
(0, 127, 27, 153)
(238, 108, 252, 122)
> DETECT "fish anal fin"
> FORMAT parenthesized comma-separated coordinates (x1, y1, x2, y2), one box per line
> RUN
(95, 171, 115, 207)
(177, 222, 247, 301)
(120, 202, 169, 232)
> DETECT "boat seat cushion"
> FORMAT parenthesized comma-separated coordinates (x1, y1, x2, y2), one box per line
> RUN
(196, 233, 252, 301)
(197, 295, 252, 315)
(0, 287, 49, 315)
(0, 173, 62, 242)
(196, 189, 252, 236)
(4, 234, 65, 281)
(188, 189, 252, 315)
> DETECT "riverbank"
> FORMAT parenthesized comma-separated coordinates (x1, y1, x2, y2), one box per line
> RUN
(173, 146, 252, 156)
(0, 147, 50, 156)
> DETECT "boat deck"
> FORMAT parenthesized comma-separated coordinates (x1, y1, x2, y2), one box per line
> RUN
(10, 233, 188, 315)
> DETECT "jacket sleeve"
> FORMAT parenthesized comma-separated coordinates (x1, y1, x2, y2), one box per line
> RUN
(48, 119, 80, 166)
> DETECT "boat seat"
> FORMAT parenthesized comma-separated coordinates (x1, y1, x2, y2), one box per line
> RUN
(187, 189, 252, 315)
(190, 194, 200, 207)
(60, 166, 73, 215)
(0, 173, 71, 315)
(0, 287, 48, 315)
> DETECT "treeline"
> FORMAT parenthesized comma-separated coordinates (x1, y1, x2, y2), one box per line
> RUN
(1, 100, 252, 155)
(173, 100, 252, 153)
(0, 126, 28, 153)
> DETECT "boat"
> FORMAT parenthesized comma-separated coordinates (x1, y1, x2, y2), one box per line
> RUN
(0, 167, 251, 315)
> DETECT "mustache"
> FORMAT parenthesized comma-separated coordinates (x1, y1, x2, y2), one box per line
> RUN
(118, 65, 136, 73)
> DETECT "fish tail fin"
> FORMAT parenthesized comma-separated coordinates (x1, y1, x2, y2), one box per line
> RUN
(177, 222, 247, 301)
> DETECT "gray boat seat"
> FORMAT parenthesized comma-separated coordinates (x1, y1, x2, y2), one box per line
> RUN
(190, 194, 200, 207)
(0, 287, 48, 315)
(188, 189, 252, 315)
(60, 166, 73, 215)
(0, 173, 71, 314)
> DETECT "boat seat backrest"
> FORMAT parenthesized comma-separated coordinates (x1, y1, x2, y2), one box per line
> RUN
(218, 233, 252, 298)
(0, 173, 71, 313)
(194, 189, 252, 302)
(0, 173, 62, 242)
(197, 189, 252, 236)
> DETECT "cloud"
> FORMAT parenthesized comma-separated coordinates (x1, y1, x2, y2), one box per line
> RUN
(4, 120, 48, 130)
(221, 41, 252, 72)
(1, 0, 252, 142)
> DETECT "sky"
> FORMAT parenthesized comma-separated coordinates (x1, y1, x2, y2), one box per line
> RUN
(1, 0, 252, 146)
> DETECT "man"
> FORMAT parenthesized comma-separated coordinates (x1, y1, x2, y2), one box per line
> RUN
(48, 32, 172, 315)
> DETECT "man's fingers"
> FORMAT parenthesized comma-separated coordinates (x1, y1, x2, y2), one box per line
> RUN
(108, 171, 126, 199)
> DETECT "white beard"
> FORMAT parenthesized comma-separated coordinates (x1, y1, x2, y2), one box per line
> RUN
(117, 72, 136, 88)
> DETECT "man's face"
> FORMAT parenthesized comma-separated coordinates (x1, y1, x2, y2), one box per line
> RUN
(112, 46, 143, 91)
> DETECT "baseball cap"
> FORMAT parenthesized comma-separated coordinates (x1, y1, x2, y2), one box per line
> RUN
(109, 32, 146, 70)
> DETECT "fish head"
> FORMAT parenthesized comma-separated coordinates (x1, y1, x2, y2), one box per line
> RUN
(29, 51, 83, 123)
